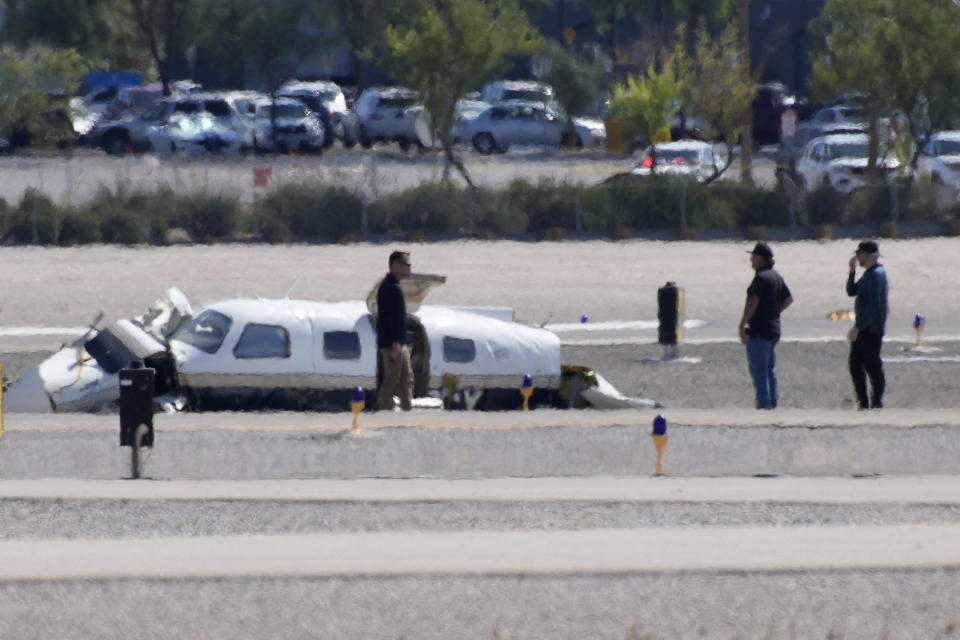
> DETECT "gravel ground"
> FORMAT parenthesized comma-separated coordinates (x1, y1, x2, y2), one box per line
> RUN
(1, 238, 958, 340)
(563, 339, 960, 409)
(3, 239, 959, 639)
(5, 337, 960, 410)
(3, 499, 960, 540)
(0, 571, 958, 640)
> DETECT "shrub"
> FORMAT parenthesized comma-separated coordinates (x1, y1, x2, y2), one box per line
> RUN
(687, 180, 736, 229)
(369, 183, 471, 234)
(901, 179, 940, 222)
(710, 182, 791, 227)
(10, 188, 61, 244)
(497, 179, 582, 232)
(136, 188, 175, 244)
(84, 186, 175, 245)
(474, 186, 527, 234)
(844, 185, 891, 224)
(579, 185, 615, 232)
(625, 177, 682, 229)
(59, 208, 102, 245)
(174, 192, 240, 242)
(256, 208, 292, 243)
(802, 186, 848, 225)
(0, 196, 11, 239)
(100, 209, 147, 244)
(260, 183, 365, 241)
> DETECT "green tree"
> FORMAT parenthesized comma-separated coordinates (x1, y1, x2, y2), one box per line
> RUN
(124, 0, 197, 95)
(673, 20, 753, 183)
(331, 0, 396, 90)
(810, 0, 893, 180)
(580, 0, 650, 61)
(202, 0, 315, 148)
(873, 0, 960, 168)
(538, 40, 608, 146)
(2, 0, 150, 72)
(0, 46, 86, 150)
(608, 57, 684, 165)
(197, 0, 313, 92)
(385, 0, 540, 190)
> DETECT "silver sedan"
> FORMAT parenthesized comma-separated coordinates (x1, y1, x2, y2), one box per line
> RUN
(461, 102, 563, 154)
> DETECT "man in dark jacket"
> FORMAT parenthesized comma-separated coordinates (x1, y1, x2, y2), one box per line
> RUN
(738, 242, 793, 409)
(847, 240, 889, 409)
(376, 250, 413, 410)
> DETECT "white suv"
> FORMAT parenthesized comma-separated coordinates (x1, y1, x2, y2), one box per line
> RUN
(795, 133, 898, 193)
(252, 98, 325, 153)
(354, 86, 423, 150)
(93, 92, 250, 154)
(279, 80, 360, 148)
(917, 131, 960, 198)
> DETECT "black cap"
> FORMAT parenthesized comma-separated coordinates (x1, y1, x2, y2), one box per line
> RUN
(855, 240, 879, 255)
(748, 242, 773, 260)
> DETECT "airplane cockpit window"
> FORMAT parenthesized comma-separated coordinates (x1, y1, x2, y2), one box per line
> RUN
(174, 309, 232, 354)
(233, 323, 291, 359)
(323, 331, 361, 360)
(442, 336, 476, 363)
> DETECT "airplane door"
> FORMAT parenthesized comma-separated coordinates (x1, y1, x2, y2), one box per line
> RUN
(407, 316, 430, 397)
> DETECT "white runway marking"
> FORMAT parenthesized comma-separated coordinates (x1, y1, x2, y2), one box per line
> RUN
(2, 324, 959, 350)
(886, 355, 960, 363)
(0, 327, 86, 336)
(563, 333, 960, 347)
(2, 524, 959, 580)
(546, 319, 706, 332)
(2, 475, 960, 504)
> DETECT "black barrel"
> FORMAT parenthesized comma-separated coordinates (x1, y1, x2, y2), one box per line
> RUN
(657, 282, 683, 345)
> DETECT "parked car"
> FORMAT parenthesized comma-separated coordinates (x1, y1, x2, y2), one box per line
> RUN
(99, 83, 166, 124)
(252, 98, 325, 153)
(354, 86, 424, 150)
(451, 98, 492, 142)
(146, 112, 246, 156)
(795, 133, 898, 193)
(793, 105, 865, 150)
(541, 105, 606, 148)
(92, 92, 249, 154)
(279, 80, 360, 148)
(916, 130, 960, 195)
(461, 101, 563, 154)
(786, 125, 865, 174)
(70, 85, 125, 139)
(482, 79, 554, 107)
(630, 140, 717, 181)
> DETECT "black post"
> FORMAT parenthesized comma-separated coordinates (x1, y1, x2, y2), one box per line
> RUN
(119, 363, 155, 479)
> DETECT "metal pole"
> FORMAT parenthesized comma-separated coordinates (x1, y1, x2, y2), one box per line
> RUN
(130, 424, 148, 479)
(679, 179, 688, 234)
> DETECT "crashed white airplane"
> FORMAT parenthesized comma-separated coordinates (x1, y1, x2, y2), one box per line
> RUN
(5, 275, 657, 413)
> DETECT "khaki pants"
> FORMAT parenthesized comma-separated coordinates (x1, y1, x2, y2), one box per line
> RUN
(377, 346, 413, 411)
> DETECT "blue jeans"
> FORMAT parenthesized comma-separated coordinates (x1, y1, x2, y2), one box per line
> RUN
(746, 337, 778, 409)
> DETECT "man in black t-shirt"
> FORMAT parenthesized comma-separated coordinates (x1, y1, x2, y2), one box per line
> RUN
(738, 242, 794, 409)
(376, 250, 413, 411)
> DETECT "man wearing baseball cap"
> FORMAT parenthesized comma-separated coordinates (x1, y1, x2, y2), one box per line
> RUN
(738, 242, 793, 409)
(847, 240, 889, 409)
